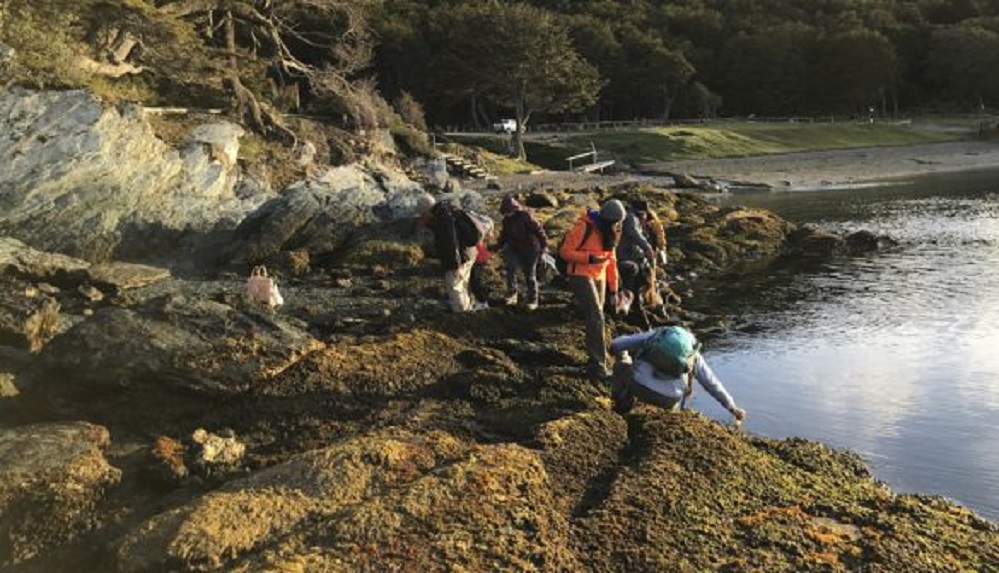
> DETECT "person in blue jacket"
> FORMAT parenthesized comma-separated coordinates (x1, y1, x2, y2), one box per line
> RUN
(609, 325, 746, 422)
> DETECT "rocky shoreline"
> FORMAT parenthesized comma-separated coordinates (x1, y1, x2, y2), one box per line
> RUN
(1, 90, 997, 571)
(3, 188, 996, 571)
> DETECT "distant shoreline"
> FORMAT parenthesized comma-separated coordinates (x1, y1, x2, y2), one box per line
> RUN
(480, 140, 999, 194)
(647, 139, 999, 190)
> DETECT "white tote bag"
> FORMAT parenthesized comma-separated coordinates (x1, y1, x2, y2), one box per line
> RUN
(246, 266, 284, 308)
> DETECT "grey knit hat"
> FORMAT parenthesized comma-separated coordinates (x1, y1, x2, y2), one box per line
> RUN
(599, 199, 626, 222)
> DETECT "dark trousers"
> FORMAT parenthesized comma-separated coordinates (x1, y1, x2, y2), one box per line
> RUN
(618, 260, 652, 329)
(470, 262, 489, 303)
(503, 251, 540, 303)
(612, 359, 680, 413)
(569, 275, 607, 370)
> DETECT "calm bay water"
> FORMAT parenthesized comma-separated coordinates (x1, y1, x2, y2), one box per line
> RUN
(690, 168, 999, 523)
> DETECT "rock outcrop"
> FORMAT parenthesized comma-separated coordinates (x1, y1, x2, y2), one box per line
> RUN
(226, 166, 476, 266)
(0, 89, 478, 271)
(0, 237, 90, 286)
(0, 89, 272, 263)
(38, 294, 324, 403)
(7, 130, 993, 572)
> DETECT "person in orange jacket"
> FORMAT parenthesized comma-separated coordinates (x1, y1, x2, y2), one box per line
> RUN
(559, 198, 627, 380)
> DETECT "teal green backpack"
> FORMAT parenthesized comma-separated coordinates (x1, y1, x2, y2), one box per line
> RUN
(639, 326, 700, 376)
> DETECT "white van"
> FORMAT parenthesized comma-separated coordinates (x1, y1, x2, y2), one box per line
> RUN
(492, 118, 516, 133)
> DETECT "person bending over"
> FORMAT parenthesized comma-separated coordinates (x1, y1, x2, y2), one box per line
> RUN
(610, 325, 746, 422)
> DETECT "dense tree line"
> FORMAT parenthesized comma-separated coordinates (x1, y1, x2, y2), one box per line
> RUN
(371, 0, 999, 129)
(3, 0, 998, 153)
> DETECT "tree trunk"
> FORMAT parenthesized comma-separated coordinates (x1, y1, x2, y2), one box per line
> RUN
(475, 97, 491, 130)
(513, 96, 527, 161)
(223, 10, 262, 131)
(222, 9, 294, 143)
(662, 83, 673, 121)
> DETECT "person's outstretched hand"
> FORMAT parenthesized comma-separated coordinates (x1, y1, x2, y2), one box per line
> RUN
(730, 406, 746, 422)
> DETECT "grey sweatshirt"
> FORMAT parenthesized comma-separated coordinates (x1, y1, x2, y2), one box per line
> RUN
(610, 331, 738, 412)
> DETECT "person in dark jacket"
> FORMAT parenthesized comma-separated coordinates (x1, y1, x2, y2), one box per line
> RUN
(419, 198, 477, 312)
(496, 195, 548, 310)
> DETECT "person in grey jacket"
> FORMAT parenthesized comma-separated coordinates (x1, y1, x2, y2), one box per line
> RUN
(609, 326, 746, 421)
(616, 201, 656, 267)
(616, 200, 658, 327)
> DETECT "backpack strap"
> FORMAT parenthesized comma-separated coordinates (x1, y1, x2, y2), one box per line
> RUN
(566, 221, 595, 275)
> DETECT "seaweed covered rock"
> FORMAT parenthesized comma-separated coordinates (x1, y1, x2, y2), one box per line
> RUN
(115, 430, 579, 572)
(266, 329, 466, 398)
(573, 410, 999, 572)
(0, 279, 60, 352)
(0, 422, 121, 566)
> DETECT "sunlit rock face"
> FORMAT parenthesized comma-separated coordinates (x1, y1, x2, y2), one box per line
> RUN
(0, 89, 271, 263)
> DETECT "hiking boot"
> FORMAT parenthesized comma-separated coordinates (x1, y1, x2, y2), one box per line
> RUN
(503, 293, 518, 306)
(472, 301, 490, 311)
(586, 363, 612, 382)
(612, 382, 634, 414)
(526, 300, 538, 311)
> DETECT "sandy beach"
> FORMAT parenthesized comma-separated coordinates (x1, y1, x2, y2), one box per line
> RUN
(480, 140, 999, 193)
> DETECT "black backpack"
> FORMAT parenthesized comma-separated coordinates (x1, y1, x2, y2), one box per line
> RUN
(454, 210, 490, 247)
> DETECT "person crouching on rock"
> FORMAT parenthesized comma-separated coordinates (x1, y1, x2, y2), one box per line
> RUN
(559, 198, 627, 380)
(419, 197, 477, 312)
(609, 325, 746, 423)
(496, 194, 548, 311)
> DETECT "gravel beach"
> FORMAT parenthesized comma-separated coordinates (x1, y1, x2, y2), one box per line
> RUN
(649, 139, 999, 189)
(477, 140, 999, 193)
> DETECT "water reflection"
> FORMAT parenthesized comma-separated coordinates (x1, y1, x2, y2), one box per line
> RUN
(697, 169, 999, 523)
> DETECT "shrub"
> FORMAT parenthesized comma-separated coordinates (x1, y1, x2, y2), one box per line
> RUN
(1, 2, 86, 88)
(393, 91, 427, 131)
(391, 122, 434, 157)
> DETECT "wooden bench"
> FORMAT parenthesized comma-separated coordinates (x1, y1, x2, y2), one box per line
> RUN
(567, 144, 615, 173)
(577, 159, 615, 173)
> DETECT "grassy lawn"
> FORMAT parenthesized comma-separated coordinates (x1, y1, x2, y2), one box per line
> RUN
(447, 120, 976, 173)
